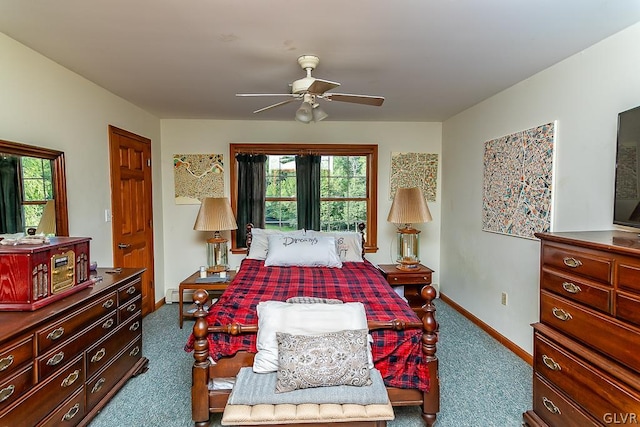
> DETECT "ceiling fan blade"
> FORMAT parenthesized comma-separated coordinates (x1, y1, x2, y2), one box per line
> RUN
(325, 93, 385, 106)
(307, 79, 340, 95)
(253, 98, 298, 114)
(236, 93, 297, 98)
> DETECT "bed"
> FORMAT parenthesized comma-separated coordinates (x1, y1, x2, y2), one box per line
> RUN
(186, 225, 439, 427)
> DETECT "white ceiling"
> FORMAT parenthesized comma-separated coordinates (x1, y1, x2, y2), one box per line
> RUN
(2, 1, 640, 122)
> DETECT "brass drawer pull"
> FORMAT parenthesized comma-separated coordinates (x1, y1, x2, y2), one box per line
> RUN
(47, 327, 65, 341)
(562, 282, 582, 294)
(102, 299, 114, 309)
(126, 286, 136, 295)
(91, 348, 106, 363)
(0, 385, 15, 403)
(542, 396, 561, 414)
(62, 403, 80, 421)
(393, 277, 398, 281)
(0, 355, 14, 371)
(102, 318, 114, 329)
(129, 346, 140, 357)
(129, 321, 140, 332)
(47, 351, 65, 366)
(542, 354, 561, 371)
(91, 377, 106, 394)
(552, 307, 572, 321)
(562, 257, 582, 268)
(127, 303, 137, 312)
(61, 369, 80, 387)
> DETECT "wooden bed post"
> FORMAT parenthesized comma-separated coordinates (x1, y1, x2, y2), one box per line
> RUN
(192, 289, 212, 427)
(420, 284, 439, 427)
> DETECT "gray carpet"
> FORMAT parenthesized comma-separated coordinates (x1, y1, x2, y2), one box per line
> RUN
(88, 300, 532, 427)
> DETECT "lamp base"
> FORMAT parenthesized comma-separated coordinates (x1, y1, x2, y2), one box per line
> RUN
(396, 259, 421, 271)
(207, 265, 227, 273)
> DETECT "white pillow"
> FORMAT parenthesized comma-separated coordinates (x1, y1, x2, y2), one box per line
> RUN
(306, 231, 363, 262)
(253, 301, 373, 373)
(246, 228, 305, 260)
(264, 234, 342, 268)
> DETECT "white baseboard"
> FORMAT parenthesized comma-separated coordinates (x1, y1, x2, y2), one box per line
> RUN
(165, 288, 193, 304)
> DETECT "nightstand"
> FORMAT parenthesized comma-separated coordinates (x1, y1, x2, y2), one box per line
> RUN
(377, 263, 433, 315)
(178, 270, 236, 328)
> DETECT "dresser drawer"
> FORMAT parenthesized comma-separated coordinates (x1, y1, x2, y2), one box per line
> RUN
(37, 292, 117, 353)
(532, 374, 600, 427)
(0, 356, 83, 427)
(117, 276, 141, 305)
(534, 332, 640, 421)
(0, 336, 33, 383)
(541, 268, 611, 313)
(542, 244, 613, 283)
(86, 314, 141, 378)
(541, 290, 640, 374)
(616, 292, 640, 327)
(618, 261, 640, 293)
(37, 310, 118, 381)
(0, 364, 33, 412)
(119, 295, 141, 323)
(86, 336, 142, 410)
(385, 271, 432, 285)
(37, 386, 85, 427)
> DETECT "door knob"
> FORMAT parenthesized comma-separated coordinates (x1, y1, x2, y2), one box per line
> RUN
(118, 243, 131, 249)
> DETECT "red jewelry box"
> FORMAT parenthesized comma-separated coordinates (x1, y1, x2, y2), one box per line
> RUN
(0, 237, 91, 311)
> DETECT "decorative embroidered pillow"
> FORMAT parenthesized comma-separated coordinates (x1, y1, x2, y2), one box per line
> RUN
(275, 329, 372, 393)
(264, 234, 342, 268)
(246, 228, 305, 260)
(253, 300, 373, 373)
(306, 231, 363, 262)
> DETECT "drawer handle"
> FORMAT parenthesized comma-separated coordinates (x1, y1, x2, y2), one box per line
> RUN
(91, 377, 106, 394)
(62, 403, 80, 421)
(393, 277, 398, 281)
(61, 369, 80, 387)
(130, 346, 140, 357)
(102, 299, 114, 309)
(562, 282, 582, 294)
(126, 286, 136, 295)
(102, 318, 115, 329)
(0, 385, 15, 403)
(127, 303, 137, 312)
(47, 327, 65, 341)
(542, 354, 562, 371)
(129, 321, 140, 332)
(0, 355, 14, 371)
(552, 307, 572, 321)
(47, 351, 65, 366)
(562, 257, 582, 268)
(542, 396, 561, 414)
(91, 348, 106, 363)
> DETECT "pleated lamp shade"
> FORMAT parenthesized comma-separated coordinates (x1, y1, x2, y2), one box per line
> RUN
(387, 187, 432, 225)
(36, 199, 57, 235)
(193, 198, 238, 232)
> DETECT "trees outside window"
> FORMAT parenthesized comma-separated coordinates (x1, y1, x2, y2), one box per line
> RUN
(21, 156, 53, 230)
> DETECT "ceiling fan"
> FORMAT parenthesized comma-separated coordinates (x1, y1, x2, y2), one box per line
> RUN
(236, 55, 385, 123)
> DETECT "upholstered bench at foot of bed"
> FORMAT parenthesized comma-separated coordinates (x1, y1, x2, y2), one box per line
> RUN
(220, 401, 394, 426)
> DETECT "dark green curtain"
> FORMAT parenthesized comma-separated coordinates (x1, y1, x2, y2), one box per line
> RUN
(295, 154, 321, 231)
(236, 154, 267, 247)
(0, 156, 23, 234)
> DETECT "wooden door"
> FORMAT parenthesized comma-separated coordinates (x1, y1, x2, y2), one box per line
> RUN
(108, 125, 155, 315)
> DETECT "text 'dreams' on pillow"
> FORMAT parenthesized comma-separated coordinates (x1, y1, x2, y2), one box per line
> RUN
(246, 228, 305, 260)
(275, 329, 372, 393)
(264, 234, 342, 268)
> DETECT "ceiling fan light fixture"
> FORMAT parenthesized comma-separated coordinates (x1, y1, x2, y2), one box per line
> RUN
(295, 101, 313, 123)
(312, 104, 328, 122)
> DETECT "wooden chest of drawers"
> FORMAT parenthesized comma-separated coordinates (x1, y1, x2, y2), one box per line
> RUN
(523, 231, 640, 427)
(0, 268, 148, 427)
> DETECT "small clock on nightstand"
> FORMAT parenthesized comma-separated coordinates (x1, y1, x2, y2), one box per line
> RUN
(377, 263, 434, 315)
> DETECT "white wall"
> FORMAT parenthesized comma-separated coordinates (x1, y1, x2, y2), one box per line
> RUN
(0, 33, 166, 302)
(441, 22, 640, 354)
(160, 120, 442, 294)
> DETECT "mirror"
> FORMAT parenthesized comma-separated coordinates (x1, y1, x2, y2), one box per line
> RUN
(0, 139, 69, 236)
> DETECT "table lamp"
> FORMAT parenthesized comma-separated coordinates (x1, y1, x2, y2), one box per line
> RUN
(387, 187, 432, 270)
(193, 197, 238, 272)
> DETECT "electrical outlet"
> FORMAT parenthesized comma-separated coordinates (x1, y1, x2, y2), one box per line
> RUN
(501, 292, 508, 306)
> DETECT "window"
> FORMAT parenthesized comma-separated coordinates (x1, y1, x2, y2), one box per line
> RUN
(230, 143, 378, 253)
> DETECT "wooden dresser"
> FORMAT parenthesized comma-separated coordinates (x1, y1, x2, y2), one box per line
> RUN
(0, 268, 148, 427)
(523, 231, 640, 427)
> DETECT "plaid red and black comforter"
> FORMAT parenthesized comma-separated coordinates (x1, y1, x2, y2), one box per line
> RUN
(185, 258, 429, 392)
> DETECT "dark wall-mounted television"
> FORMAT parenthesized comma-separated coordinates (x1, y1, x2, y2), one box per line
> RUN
(614, 105, 640, 228)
